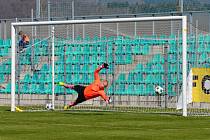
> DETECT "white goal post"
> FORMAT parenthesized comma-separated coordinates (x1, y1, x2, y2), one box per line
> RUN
(11, 16, 187, 116)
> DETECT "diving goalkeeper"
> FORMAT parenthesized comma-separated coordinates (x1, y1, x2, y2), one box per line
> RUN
(59, 63, 111, 109)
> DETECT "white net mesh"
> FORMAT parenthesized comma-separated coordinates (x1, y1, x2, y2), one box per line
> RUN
(11, 17, 210, 116)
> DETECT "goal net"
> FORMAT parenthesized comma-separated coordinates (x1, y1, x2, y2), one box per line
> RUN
(10, 16, 192, 116)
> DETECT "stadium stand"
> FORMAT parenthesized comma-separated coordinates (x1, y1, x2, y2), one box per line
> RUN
(0, 34, 209, 97)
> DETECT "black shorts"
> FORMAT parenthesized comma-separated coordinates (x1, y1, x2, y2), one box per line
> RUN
(74, 85, 86, 104)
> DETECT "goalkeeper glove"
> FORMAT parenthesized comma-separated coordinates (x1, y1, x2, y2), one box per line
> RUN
(102, 63, 109, 69)
(106, 97, 112, 104)
(108, 97, 112, 103)
(58, 82, 65, 86)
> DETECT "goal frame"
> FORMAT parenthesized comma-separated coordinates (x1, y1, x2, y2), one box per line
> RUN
(11, 16, 188, 116)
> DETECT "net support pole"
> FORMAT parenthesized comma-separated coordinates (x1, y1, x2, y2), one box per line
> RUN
(11, 25, 16, 112)
(182, 16, 187, 116)
(51, 26, 55, 110)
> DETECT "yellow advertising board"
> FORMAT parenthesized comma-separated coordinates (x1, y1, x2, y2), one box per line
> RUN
(192, 68, 210, 102)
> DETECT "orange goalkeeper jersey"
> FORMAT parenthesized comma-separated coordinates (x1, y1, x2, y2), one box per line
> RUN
(84, 67, 109, 101)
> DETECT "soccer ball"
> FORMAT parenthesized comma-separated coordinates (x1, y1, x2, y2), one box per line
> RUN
(155, 86, 163, 95)
(45, 103, 53, 110)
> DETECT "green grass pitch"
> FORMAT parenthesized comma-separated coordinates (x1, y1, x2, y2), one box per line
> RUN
(0, 106, 210, 140)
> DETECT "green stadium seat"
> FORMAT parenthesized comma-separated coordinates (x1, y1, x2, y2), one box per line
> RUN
(65, 65, 72, 74)
(0, 39, 3, 46)
(168, 64, 178, 74)
(65, 45, 73, 55)
(29, 83, 38, 94)
(168, 45, 177, 54)
(0, 65, 5, 74)
(133, 63, 144, 73)
(80, 74, 90, 85)
(199, 53, 208, 64)
(125, 84, 135, 95)
(66, 55, 73, 64)
(32, 73, 39, 83)
(0, 47, 9, 56)
(72, 55, 81, 64)
(91, 45, 98, 54)
(38, 83, 48, 94)
(20, 84, 30, 94)
(55, 64, 64, 74)
(107, 54, 113, 63)
(3, 39, 11, 48)
(23, 74, 31, 84)
(153, 64, 164, 74)
(20, 55, 31, 65)
(168, 84, 176, 96)
(145, 74, 153, 84)
(154, 74, 164, 84)
(168, 74, 177, 84)
(127, 72, 135, 84)
(107, 85, 114, 95)
(115, 84, 125, 95)
(81, 64, 90, 74)
(55, 74, 64, 83)
(41, 64, 50, 74)
(168, 54, 177, 64)
(125, 54, 132, 64)
(188, 44, 195, 53)
(98, 54, 106, 63)
(125, 45, 133, 54)
(188, 54, 197, 64)
(134, 73, 143, 84)
(145, 84, 155, 95)
(40, 73, 51, 84)
(151, 54, 164, 64)
(83, 45, 91, 55)
(133, 45, 141, 55)
(115, 45, 124, 54)
(135, 84, 145, 95)
(72, 74, 80, 84)
(83, 55, 91, 64)
(0, 74, 5, 83)
(116, 73, 126, 84)
(73, 45, 82, 55)
(55, 85, 64, 95)
(141, 45, 150, 55)
(72, 65, 81, 73)
(144, 63, 153, 74)
(115, 54, 125, 64)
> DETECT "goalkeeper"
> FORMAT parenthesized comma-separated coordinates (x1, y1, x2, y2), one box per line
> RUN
(59, 63, 111, 109)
